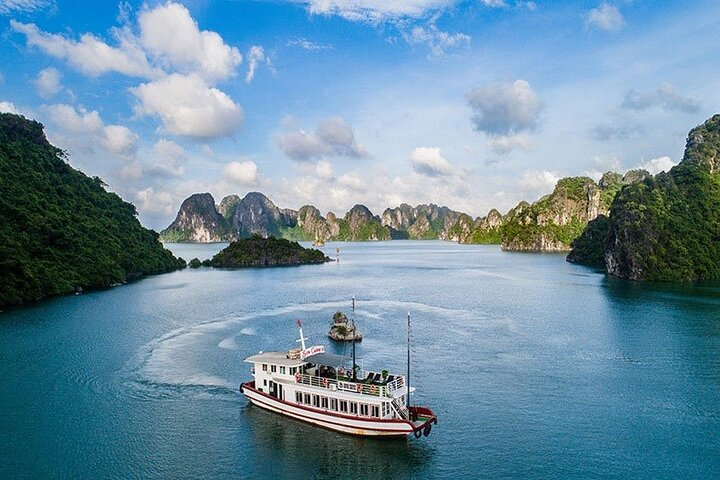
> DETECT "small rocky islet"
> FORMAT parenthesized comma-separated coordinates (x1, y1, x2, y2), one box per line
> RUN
(328, 311, 362, 342)
(205, 235, 331, 268)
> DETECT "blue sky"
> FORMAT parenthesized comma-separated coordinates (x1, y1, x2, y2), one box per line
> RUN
(1, 0, 718, 229)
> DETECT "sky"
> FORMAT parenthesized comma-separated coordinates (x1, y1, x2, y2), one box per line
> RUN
(1, 0, 718, 229)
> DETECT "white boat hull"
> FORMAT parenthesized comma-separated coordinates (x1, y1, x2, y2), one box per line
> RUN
(241, 382, 417, 437)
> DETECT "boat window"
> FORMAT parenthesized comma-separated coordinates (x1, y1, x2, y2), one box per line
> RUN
(280, 366, 286, 374)
(263, 379, 267, 386)
(360, 404, 369, 416)
(312, 395, 319, 407)
(350, 403, 357, 415)
(339, 400, 348, 413)
(271, 365, 277, 373)
(330, 398, 338, 411)
(262, 364, 268, 371)
(321, 397, 328, 409)
(371, 405, 379, 417)
(304, 393, 311, 404)
(296, 392, 302, 403)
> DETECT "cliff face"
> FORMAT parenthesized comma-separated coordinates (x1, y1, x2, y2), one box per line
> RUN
(0, 113, 184, 309)
(230, 192, 297, 238)
(218, 194, 240, 220)
(381, 204, 461, 239)
(570, 114, 720, 281)
(501, 177, 605, 252)
(161, 193, 232, 242)
(338, 205, 391, 241)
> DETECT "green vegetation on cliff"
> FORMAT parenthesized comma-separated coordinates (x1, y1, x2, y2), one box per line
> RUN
(209, 235, 329, 268)
(566, 215, 609, 267)
(568, 115, 720, 281)
(0, 113, 184, 309)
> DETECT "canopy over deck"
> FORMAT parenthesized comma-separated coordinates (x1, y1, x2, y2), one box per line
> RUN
(304, 352, 352, 367)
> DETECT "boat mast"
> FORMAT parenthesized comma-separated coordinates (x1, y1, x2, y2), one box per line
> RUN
(407, 312, 411, 408)
(296, 319, 307, 350)
(352, 296, 357, 381)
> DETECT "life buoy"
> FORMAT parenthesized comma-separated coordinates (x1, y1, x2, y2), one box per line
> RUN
(414, 429, 422, 439)
(369, 385, 378, 395)
(295, 373, 301, 382)
(322, 378, 329, 388)
(356, 383, 363, 393)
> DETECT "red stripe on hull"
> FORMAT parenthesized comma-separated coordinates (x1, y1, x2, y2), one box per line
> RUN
(240, 381, 436, 437)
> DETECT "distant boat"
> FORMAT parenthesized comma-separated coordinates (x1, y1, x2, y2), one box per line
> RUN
(240, 315, 437, 438)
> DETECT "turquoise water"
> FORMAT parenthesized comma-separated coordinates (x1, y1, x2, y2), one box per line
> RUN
(1, 242, 719, 478)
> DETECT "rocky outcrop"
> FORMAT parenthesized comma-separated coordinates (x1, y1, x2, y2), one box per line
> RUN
(569, 114, 720, 281)
(160, 193, 232, 242)
(297, 205, 331, 243)
(209, 235, 330, 268)
(381, 203, 462, 239)
(328, 311, 362, 342)
(339, 205, 391, 241)
(218, 194, 240, 220)
(0, 113, 184, 309)
(230, 192, 297, 238)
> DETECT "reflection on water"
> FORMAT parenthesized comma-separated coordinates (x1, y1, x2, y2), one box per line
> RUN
(244, 406, 434, 479)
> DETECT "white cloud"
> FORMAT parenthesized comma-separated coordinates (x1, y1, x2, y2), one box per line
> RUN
(34, 67, 63, 98)
(410, 146, 453, 177)
(315, 159, 334, 179)
(518, 170, 560, 193)
(0, 0, 53, 14)
(12, 3, 247, 141)
(403, 23, 470, 57)
(102, 124, 139, 156)
(480, 0, 506, 6)
(622, 83, 700, 114)
(11, 20, 160, 78)
(301, 0, 453, 22)
(131, 73, 243, 140)
(586, 3, 624, 32)
(135, 187, 176, 215)
(489, 134, 532, 154)
(467, 79, 543, 136)
(637, 156, 676, 175)
(276, 116, 367, 162)
(245, 46, 265, 83)
(223, 160, 259, 185)
(286, 38, 334, 50)
(137, 2, 242, 82)
(145, 138, 187, 178)
(45, 103, 138, 156)
(0, 101, 20, 114)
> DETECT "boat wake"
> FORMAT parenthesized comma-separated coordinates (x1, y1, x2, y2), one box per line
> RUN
(120, 299, 504, 401)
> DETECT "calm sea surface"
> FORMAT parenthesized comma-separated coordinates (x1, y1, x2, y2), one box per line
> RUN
(1, 241, 719, 479)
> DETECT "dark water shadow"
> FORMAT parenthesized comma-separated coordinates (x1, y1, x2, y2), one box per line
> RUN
(241, 403, 434, 479)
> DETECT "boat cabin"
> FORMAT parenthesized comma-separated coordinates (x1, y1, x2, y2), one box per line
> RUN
(244, 346, 411, 421)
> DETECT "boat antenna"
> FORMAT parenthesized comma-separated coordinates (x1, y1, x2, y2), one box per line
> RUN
(352, 296, 357, 381)
(407, 311, 411, 409)
(296, 319, 307, 351)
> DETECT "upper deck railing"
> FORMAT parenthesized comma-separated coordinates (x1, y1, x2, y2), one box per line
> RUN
(294, 371, 404, 398)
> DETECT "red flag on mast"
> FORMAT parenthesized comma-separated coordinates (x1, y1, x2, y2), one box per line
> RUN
(296, 319, 302, 327)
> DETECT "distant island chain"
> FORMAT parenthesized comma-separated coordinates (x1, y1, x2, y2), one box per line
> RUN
(1, 112, 720, 309)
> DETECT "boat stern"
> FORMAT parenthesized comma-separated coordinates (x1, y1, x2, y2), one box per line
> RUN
(409, 406, 438, 438)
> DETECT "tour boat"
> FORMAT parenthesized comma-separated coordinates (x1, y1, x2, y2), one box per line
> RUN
(240, 310, 437, 438)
